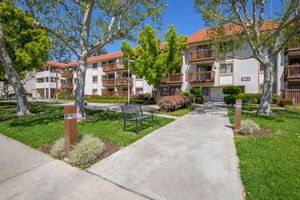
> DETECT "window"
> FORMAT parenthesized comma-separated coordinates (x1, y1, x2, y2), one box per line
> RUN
(136, 88, 143, 94)
(92, 76, 98, 83)
(202, 87, 209, 96)
(220, 63, 233, 74)
(92, 89, 98, 95)
(92, 63, 98, 70)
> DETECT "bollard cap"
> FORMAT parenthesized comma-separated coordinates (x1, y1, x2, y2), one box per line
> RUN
(64, 105, 77, 114)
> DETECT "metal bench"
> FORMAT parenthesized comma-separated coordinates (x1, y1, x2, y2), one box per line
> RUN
(121, 104, 154, 133)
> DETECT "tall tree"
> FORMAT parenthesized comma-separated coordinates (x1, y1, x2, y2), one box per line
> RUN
(23, 0, 167, 119)
(121, 25, 188, 88)
(194, 0, 300, 115)
(0, 0, 50, 116)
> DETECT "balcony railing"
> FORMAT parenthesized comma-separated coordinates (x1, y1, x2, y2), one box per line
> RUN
(189, 49, 214, 62)
(284, 65, 300, 79)
(60, 83, 73, 90)
(62, 71, 73, 77)
(102, 62, 125, 72)
(282, 89, 300, 103)
(188, 71, 215, 83)
(102, 91, 131, 97)
(288, 41, 300, 50)
(162, 73, 183, 84)
(102, 78, 132, 86)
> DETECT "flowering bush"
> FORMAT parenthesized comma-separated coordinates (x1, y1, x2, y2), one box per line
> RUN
(158, 95, 192, 112)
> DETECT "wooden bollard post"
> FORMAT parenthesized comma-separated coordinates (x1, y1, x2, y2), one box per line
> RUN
(234, 99, 242, 133)
(64, 105, 78, 158)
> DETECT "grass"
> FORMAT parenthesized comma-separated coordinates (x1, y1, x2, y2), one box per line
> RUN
(157, 106, 194, 117)
(228, 105, 300, 200)
(0, 102, 173, 149)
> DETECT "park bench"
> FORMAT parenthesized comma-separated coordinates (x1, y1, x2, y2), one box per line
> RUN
(121, 104, 154, 133)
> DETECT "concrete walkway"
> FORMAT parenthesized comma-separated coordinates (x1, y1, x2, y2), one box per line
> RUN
(88, 102, 244, 200)
(0, 134, 147, 200)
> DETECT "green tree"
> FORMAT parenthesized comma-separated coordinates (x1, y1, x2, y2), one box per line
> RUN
(0, 0, 50, 116)
(194, 0, 300, 115)
(23, 0, 167, 119)
(121, 25, 188, 89)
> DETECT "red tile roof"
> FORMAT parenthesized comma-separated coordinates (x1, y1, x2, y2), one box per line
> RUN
(47, 61, 66, 67)
(188, 22, 278, 44)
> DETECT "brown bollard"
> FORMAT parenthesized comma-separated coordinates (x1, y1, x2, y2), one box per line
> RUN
(64, 105, 78, 158)
(234, 99, 242, 133)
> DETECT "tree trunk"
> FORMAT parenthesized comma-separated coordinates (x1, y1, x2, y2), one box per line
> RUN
(74, 54, 87, 119)
(0, 25, 31, 116)
(257, 60, 274, 115)
(74, 0, 94, 119)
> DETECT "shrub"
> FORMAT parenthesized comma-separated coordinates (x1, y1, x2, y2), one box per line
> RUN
(144, 93, 152, 99)
(240, 120, 260, 135)
(224, 95, 236, 105)
(223, 86, 241, 106)
(158, 95, 192, 112)
(190, 88, 203, 104)
(190, 88, 202, 96)
(50, 138, 65, 159)
(223, 86, 241, 95)
(70, 135, 104, 168)
(237, 93, 281, 104)
(181, 91, 190, 96)
(278, 98, 293, 107)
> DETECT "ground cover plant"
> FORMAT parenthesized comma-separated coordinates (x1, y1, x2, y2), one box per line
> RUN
(228, 105, 300, 199)
(157, 106, 194, 117)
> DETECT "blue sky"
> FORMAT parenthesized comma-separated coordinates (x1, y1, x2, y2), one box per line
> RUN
(104, 0, 279, 54)
(104, 0, 205, 53)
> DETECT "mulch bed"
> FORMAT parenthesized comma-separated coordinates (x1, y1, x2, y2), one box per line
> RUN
(96, 140, 120, 162)
(251, 128, 272, 136)
(38, 139, 120, 164)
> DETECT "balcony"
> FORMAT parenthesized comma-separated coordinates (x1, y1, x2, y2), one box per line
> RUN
(60, 83, 73, 90)
(188, 71, 215, 83)
(62, 71, 73, 77)
(284, 65, 300, 80)
(103, 62, 125, 72)
(102, 78, 132, 87)
(162, 73, 183, 84)
(286, 42, 300, 55)
(282, 89, 300, 103)
(189, 49, 214, 62)
(102, 91, 131, 97)
(36, 71, 58, 78)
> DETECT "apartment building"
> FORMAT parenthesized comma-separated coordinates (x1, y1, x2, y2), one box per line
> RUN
(1, 26, 299, 103)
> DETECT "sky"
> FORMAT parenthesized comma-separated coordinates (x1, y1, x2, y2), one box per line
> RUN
(104, 0, 205, 53)
(103, 0, 280, 54)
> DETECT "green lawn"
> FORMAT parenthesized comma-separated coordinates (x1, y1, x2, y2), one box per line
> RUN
(0, 102, 173, 148)
(157, 106, 194, 117)
(228, 105, 300, 200)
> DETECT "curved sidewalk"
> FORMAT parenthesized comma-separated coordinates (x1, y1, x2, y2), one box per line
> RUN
(88, 102, 244, 200)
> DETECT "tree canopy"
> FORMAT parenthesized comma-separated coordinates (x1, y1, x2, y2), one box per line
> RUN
(22, 0, 167, 118)
(121, 25, 188, 87)
(0, 0, 50, 79)
(194, 0, 300, 115)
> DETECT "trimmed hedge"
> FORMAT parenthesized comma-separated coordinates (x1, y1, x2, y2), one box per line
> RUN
(237, 93, 280, 104)
(190, 88, 203, 104)
(278, 98, 293, 106)
(223, 86, 241, 106)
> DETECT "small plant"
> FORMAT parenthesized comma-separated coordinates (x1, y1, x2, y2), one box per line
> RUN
(190, 87, 203, 103)
(50, 138, 65, 159)
(223, 86, 241, 106)
(240, 120, 260, 135)
(69, 135, 104, 168)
